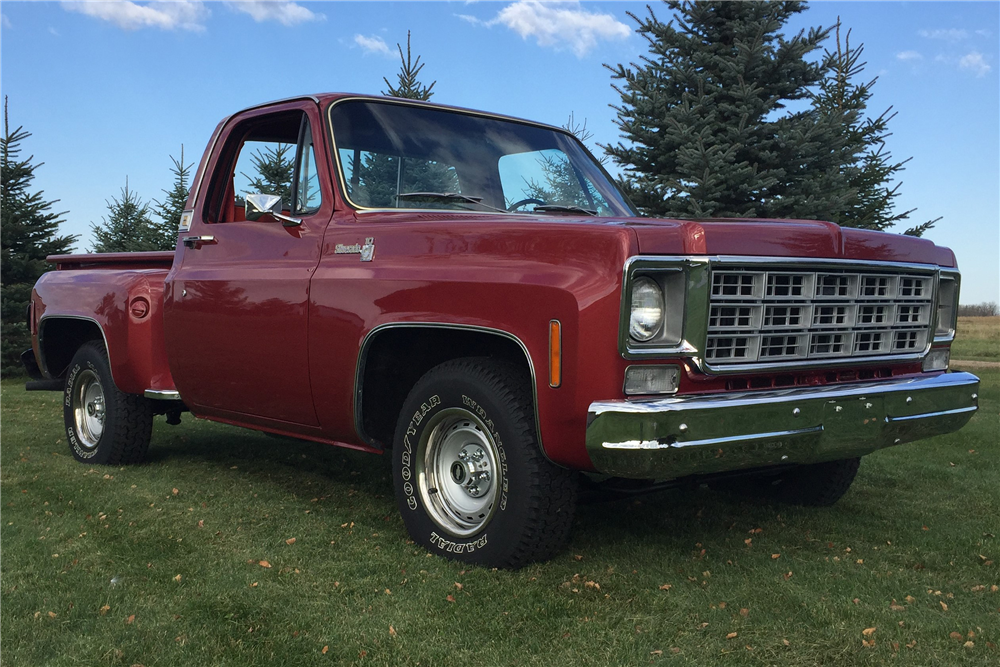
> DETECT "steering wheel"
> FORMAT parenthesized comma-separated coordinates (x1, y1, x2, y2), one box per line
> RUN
(507, 198, 546, 212)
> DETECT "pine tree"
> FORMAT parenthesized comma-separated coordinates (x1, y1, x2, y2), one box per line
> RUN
(1, 97, 78, 375)
(350, 31, 454, 206)
(242, 143, 294, 205)
(382, 30, 436, 101)
(605, 1, 855, 220)
(151, 145, 193, 247)
(812, 20, 938, 236)
(90, 179, 162, 253)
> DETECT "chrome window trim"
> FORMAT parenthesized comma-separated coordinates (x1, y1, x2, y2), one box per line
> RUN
(619, 255, 957, 374)
(353, 322, 554, 465)
(324, 96, 636, 217)
(190, 95, 322, 217)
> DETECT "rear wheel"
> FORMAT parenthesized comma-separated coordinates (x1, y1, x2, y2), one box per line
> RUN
(63, 341, 152, 465)
(392, 358, 577, 569)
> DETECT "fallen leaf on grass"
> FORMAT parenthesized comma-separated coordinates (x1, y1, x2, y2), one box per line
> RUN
(740, 608, 749, 618)
(658, 584, 672, 591)
(992, 585, 999, 593)
(744, 538, 752, 546)
(771, 554, 781, 559)
(891, 641, 899, 652)
(389, 625, 397, 637)
(718, 602, 726, 609)
(47, 611, 56, 618)
(99, 605, 110, 616)
(889, 600, 905, 611)
(454, 582, 463, 591)
(782, 639, 790, 646)
(446, 594, 456, 603)
(783, 571, 793, 580)
(259, 561, 271, 568)
(285, 538, 296, 545)
(322, 645, 329, 654)
(949, 632, 964, 641)
(726, 632, 738, 639)
(940, 601, 948, 611)
(250, 582, 258, 588)
(650, 650, 662, 656)
(197, 520, 204, 528)
(172, 488, 179, 495)
(906, 640, 916, 649)
(905, 595, 916, 604)
(853, 598, 860, 605)
(173, 574, 182, 582)
(862, 639, 875, 648)
(964, 641, 974, 648)
(862, 627, 876, 637)
(574, 554, 583, 561)
(126, 614, 135, 624)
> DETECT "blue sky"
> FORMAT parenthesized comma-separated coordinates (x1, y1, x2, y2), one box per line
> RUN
(2, 0, 997, 303)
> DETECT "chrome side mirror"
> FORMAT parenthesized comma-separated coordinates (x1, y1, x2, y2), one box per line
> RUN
(244, 193, 302, 227)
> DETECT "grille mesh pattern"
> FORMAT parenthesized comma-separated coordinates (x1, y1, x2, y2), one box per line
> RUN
(706, 266, 934, 366)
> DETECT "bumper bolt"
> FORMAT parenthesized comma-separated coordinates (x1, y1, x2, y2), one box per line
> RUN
(905, 396, 912, 404)
(792, 408, 800, 417)
(678, 423, 688, 433)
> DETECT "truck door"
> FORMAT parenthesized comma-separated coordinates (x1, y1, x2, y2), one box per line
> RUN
(163, 102, 331, 427)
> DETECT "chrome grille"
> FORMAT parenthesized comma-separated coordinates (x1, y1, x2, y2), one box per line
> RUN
(705, 265, 935, 366)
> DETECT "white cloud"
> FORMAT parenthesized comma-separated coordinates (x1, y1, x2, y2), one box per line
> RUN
(959, 51, 991, 77)
(62, 1, 209, 32)
(49, 26, 60, 36)
(896, 50, 923, 62)
(975, 29, 991, 37)
(463, 1, 630, 58)
(1, 13, 11, 29)
(354, 34, 392, 56)
(225, 1, 323, 27)
(918, 28, 969, 41)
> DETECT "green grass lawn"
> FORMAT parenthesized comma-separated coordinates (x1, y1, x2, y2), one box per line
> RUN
(952, 317, 1000, 362)
(2, 369, 997, 667)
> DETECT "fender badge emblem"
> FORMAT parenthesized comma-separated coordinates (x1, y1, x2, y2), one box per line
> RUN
(335, 237, 376, 262)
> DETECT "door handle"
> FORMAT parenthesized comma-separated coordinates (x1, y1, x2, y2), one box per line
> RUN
(182, 235, 216, 249)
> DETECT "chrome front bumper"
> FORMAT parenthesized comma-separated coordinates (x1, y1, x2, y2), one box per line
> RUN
(586, 372, 980, 480)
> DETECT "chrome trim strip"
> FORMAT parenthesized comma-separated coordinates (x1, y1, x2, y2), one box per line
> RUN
(353, 322, 552, 463)
(602, 426, 823, 450)
(37, 314, 112, 383)
(145, 389, 182, 401)
(888, 405, 977, 423)
(589, 371, 980, 415)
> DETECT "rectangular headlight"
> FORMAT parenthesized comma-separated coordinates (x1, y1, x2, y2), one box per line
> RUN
(936, 272, 959, 339)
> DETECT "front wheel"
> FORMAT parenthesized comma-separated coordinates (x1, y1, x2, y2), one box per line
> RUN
(392, 358, 577, 569)
(63, 341, 153, 465)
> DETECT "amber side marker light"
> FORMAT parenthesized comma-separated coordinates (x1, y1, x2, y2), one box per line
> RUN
(549, 320, 562, 388)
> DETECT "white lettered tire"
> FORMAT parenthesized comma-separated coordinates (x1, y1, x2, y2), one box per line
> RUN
(63, 341, 153, 465)
(392, 358, 577, 568)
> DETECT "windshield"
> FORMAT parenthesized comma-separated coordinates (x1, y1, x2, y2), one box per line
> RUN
(328, 100, 636, 217)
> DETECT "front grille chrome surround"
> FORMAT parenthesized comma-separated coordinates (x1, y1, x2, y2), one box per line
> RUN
(705, 263, 936, 368)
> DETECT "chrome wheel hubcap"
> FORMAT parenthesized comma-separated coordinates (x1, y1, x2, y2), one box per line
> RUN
(73, 370, 105, 449)
(417, 408, 502, 537)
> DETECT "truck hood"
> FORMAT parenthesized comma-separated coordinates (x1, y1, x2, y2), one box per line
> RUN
(620, 217, 956, 268)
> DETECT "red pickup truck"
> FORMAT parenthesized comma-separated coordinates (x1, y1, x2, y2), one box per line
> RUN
(23, 93, 980, 568)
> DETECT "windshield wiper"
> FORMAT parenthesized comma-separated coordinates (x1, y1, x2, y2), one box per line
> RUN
(395, 192, 506, 213)
(532, 204, 598, 216)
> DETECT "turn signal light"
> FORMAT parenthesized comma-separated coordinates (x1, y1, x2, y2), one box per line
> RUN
(549, 320, 562, 388)
(624, 365, 680, 395)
